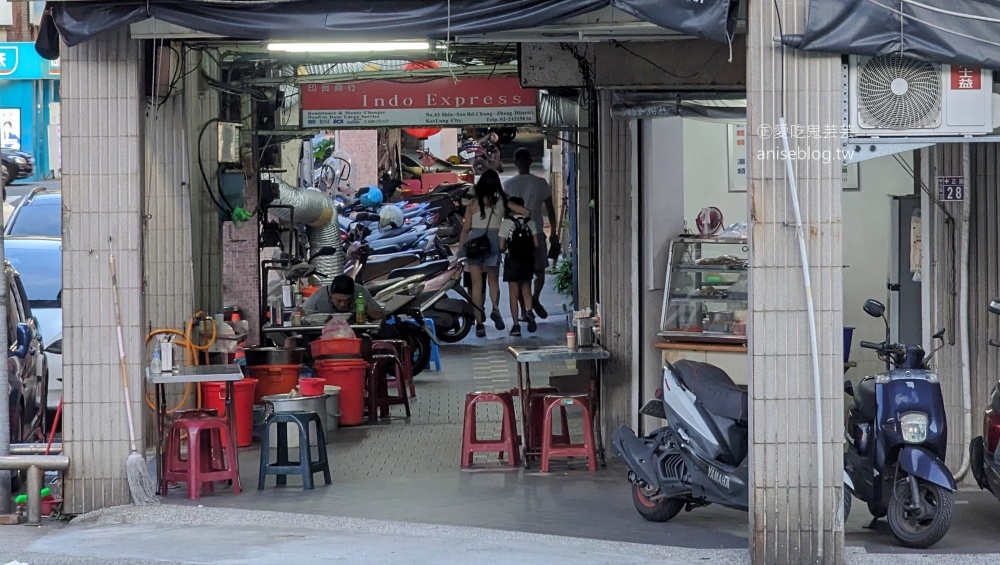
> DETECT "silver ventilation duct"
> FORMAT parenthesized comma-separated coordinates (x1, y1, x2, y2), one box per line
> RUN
(265, 174, 344, 283)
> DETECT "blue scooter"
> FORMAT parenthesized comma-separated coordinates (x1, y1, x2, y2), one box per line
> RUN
(843, 298, 954, 548)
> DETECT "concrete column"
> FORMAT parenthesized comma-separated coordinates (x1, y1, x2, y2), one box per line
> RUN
(337, 130, 379, 190)
(61, 28, 147, 513)
(595, 92, 635, 439)
(747, 0, 845, 562)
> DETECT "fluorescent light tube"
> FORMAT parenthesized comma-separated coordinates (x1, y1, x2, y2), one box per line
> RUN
(267, 42, 430, 53)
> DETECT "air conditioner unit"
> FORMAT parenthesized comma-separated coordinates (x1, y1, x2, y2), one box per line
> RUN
(847, 54, 1000, 137)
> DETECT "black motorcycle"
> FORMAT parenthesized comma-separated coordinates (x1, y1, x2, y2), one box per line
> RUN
(843, 299, 954, 548)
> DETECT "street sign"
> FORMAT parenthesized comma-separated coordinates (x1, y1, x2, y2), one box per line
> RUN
(300, 76, 538, 128)
(937, 176, 965, 202)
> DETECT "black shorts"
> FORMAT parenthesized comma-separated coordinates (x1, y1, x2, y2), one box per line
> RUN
(503, 255, 535, 283)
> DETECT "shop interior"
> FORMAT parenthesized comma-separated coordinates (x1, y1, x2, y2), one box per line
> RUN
(637, 113, 919, 416)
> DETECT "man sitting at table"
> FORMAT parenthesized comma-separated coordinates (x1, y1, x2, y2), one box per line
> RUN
(302, 274, 385, 323)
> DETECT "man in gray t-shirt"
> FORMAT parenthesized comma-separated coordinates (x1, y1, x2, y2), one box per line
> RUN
(503, 148, 557, 320)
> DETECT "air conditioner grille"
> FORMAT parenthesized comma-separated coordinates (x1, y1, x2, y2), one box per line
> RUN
(858, 54, 942, 129)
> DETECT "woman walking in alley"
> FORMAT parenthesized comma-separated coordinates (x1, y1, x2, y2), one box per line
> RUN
(458, 169, 530, 337)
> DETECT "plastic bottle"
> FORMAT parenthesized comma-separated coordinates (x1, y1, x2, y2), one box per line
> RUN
(150, 347, 162, 374)
(355, 290, 366, 324)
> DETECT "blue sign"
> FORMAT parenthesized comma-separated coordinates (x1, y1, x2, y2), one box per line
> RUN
(937, 176, 965, 202)
(0, 42, 59, 80)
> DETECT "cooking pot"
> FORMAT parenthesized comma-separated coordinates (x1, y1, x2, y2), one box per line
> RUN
(245, 347, 305, 366)
(707, 311, 736, 324)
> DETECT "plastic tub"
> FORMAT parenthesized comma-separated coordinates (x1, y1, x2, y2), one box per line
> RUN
(315, 358, 368, 426)
(299, 377, 326, 396)
(248, 364, 301, 404)
(262, 393, 329, 448)
(200, 378, 257, 448)
(323, 385, 341, 433)
(310, 338, 362, 358)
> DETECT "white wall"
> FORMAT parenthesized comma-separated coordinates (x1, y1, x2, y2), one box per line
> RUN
(681, 119, 914, 378)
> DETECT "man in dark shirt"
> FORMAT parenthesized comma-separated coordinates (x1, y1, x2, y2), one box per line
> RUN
(302, 275, 385, 323)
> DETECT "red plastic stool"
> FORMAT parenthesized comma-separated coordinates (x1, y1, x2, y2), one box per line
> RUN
(372, 340, 415, 398)
(509, 386, 570, 452)
(460, 391, 520, 468)
(161, 415, 241, 500)
(540, 394, 597, 472)
(366, 354, 411, 421)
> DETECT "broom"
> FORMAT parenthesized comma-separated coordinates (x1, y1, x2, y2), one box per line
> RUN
(109, 255, 159, 505)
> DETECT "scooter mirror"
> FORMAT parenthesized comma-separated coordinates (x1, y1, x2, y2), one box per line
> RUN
(844, 380, 854, 397)
(862, 299, 885, 319)
(932, 328, 946, 340)
(990, 298, 1000, 316)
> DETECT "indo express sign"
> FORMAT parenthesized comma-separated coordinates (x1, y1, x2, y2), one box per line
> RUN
(300, 76, 537, 128)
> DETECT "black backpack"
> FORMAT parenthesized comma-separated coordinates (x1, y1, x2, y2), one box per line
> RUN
(507, 217, 536, 260)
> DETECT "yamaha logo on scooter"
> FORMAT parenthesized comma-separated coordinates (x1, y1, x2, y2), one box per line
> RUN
(707, 466, 730, 489)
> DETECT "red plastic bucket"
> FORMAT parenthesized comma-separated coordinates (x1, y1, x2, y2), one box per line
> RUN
(248, 364, 300, 404)
(299, 377, 326, 396)
(200, 378, 257, 448)
(314, 358, 368, 426)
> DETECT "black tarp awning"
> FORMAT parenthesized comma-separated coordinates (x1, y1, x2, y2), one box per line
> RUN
(39, 0, 738, 57)
(781, 0, 1000, 71)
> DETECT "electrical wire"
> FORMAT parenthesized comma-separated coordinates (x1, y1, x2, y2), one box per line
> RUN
(197, 118, 234, 216)
(772, 0, 786, 117)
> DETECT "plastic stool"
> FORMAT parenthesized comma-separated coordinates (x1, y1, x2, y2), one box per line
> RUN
(540, 394, 597, 473)
(405, 319, 441, 372)
(460, 391, 519, 468)
(372, 340, 416, 397)
(258, 410, 331, 490)
(366, 354, 411, 421)
(509, 386, 570, 452)
(162, 415, 241, 500)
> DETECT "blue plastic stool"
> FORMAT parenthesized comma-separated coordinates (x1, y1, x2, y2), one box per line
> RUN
(418, 318, 442, 372)
(385, 317, 442, 372)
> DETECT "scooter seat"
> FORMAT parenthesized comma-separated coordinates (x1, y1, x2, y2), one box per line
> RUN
(672, 360, 748, 425)
(388, 259, 449, 280)
(855, 376, 877, 422)
(367, 278, 405, 295)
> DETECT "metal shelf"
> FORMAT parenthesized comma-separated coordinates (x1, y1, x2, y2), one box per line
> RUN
(668, 296, 748, 304)
(676, 264, 748, 273)
(656, 330, 747, 344)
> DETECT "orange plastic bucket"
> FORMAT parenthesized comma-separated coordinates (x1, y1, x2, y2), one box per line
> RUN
(315, 359, 368, 426)
(248, 364, 300, 404)
(200, 378, 257, 448)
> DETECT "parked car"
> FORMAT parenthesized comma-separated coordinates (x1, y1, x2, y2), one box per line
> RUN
(4, 259, 48, 445)
(5, 236, 61, 412)
(1, 149, 35, 186)
(5, 187, 60, 237)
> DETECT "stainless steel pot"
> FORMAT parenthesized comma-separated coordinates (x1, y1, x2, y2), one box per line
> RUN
(245, 347, 305, 366)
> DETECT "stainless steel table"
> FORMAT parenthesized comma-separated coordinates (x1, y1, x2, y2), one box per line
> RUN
(506, 345, 610, 469)
(147, 364, 244, 495)
(262, 324, 383, 346)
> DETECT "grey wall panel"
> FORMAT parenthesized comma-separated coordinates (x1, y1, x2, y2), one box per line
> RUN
(596, 92, 635, 440)
(185, 50, 223, 315)
(61, 28, 147, 513)
(928, 144, 969, 473)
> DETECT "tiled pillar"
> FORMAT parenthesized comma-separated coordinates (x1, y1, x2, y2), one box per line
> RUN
(61, 28, 147, 513)
(747, 0, 845, 562)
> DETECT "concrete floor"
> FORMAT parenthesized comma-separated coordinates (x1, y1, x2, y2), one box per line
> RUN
(8, 275, 1000, 562)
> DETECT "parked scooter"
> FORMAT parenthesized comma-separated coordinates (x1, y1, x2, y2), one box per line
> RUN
(844, 299, 953, 548)
(969, 297, 1000, 502)
(611, 357, 750, 521)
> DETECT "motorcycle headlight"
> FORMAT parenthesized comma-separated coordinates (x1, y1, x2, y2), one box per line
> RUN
(899, 412, 929, 444)
(13, 157, 26, 164)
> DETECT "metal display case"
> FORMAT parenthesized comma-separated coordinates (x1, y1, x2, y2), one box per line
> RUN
(658, 236, 749, 345)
